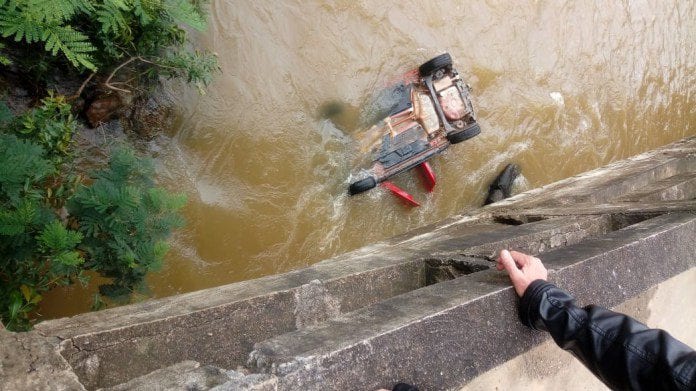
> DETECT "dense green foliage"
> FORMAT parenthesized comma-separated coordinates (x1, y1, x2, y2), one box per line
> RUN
(9, 94, 76, 164)
(0, 130, 84, 330)
(0, 100, 186, 330)
(0, 0, 218, 90)
(70, 148, 186, 297)
(0, 0, 213, 331)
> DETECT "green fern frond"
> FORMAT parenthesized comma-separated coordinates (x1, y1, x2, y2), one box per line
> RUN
(0, 9, 42, 43)
(132, 0, 159, 25)
(54, 250, 84, 266)
(145, 187, 187, 212)
(41, 25, 96, 70)
(0, 207, 40, 238)
(11, 94, 77, 165)
(97, 0, 131, 36)
(98, 147, 154, 185)
(0, 1, 97, 70)
(105, 0, 131, 9)
(118, 186, 141, 209)
(0, 134, 53, 206)
(0, 203, 34, 236)
(37, 220, 83, 252)
(163, 0, 205, 31)
(49, 249, 84, 276)
(157, 50, 218, 88)
(152, 240, 169, 261)
(23, 0, 93, 23)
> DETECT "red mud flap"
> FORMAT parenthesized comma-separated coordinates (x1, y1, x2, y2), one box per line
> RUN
(419, 162, 436, 192)
(381, 181, 420, 207)
(381, 162, 437, 207)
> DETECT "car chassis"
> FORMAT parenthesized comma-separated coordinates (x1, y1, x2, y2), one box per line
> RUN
(348, 53, 480, 206)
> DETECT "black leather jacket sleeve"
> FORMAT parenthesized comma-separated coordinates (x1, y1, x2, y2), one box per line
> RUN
(519, 280, 696, 391)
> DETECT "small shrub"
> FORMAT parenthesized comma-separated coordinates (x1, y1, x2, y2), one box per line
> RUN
(0, 133, 85, 330)
(0, 99, 186, 330)
(10, 94, 76, 164)
(69, 148, 186, 297)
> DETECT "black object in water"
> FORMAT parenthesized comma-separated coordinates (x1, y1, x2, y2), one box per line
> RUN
(484, 163, 521, 205)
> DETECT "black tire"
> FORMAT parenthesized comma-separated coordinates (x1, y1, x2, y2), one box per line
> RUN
(446, 122, 481, 144)
(419, 53, 452, 76)
(348, 176, 377, 195)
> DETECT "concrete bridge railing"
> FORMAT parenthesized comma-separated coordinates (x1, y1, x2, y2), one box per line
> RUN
(2, 137, 695, 390)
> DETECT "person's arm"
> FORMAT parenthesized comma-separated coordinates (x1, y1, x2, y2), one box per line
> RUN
(498, 250, 696, 391)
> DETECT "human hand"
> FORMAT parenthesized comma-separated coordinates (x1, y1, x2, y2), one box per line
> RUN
(496, 249, 548, 297)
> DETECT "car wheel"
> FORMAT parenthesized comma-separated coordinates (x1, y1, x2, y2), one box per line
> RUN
(349, 176, 377, 195)
(446, 122, 481, 144)
(419, 53, 453, 76)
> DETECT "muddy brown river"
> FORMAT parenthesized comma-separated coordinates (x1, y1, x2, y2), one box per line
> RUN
(40, 0, 694, 318)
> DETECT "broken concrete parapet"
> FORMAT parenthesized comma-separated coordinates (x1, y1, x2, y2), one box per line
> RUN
(247, 213, 696, 390)
(46, 290, 296, 390)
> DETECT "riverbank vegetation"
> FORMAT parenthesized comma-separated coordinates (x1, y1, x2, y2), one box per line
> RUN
(0, 0, 218, 330)
(0, 0, 217, 93)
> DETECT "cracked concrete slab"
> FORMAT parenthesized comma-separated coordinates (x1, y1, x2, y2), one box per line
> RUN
(0, 329, 84, 391)
(293, 280, 341, 329)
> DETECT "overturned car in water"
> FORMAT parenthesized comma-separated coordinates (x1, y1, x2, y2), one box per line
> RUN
(348, 53, 480, 201)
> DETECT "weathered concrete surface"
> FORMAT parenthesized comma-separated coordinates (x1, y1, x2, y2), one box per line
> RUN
(1, 136, 693, 390)
(462, 267, 696, 391)
(292, 280, 341, 329)
(103, 361, 229, 391)
(102, 361, 279, 391)
(247, 213, 696, 390)
(615, 172, 696, 202)
(210, 372, 277, 391)
(0, 329, 84, 391)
